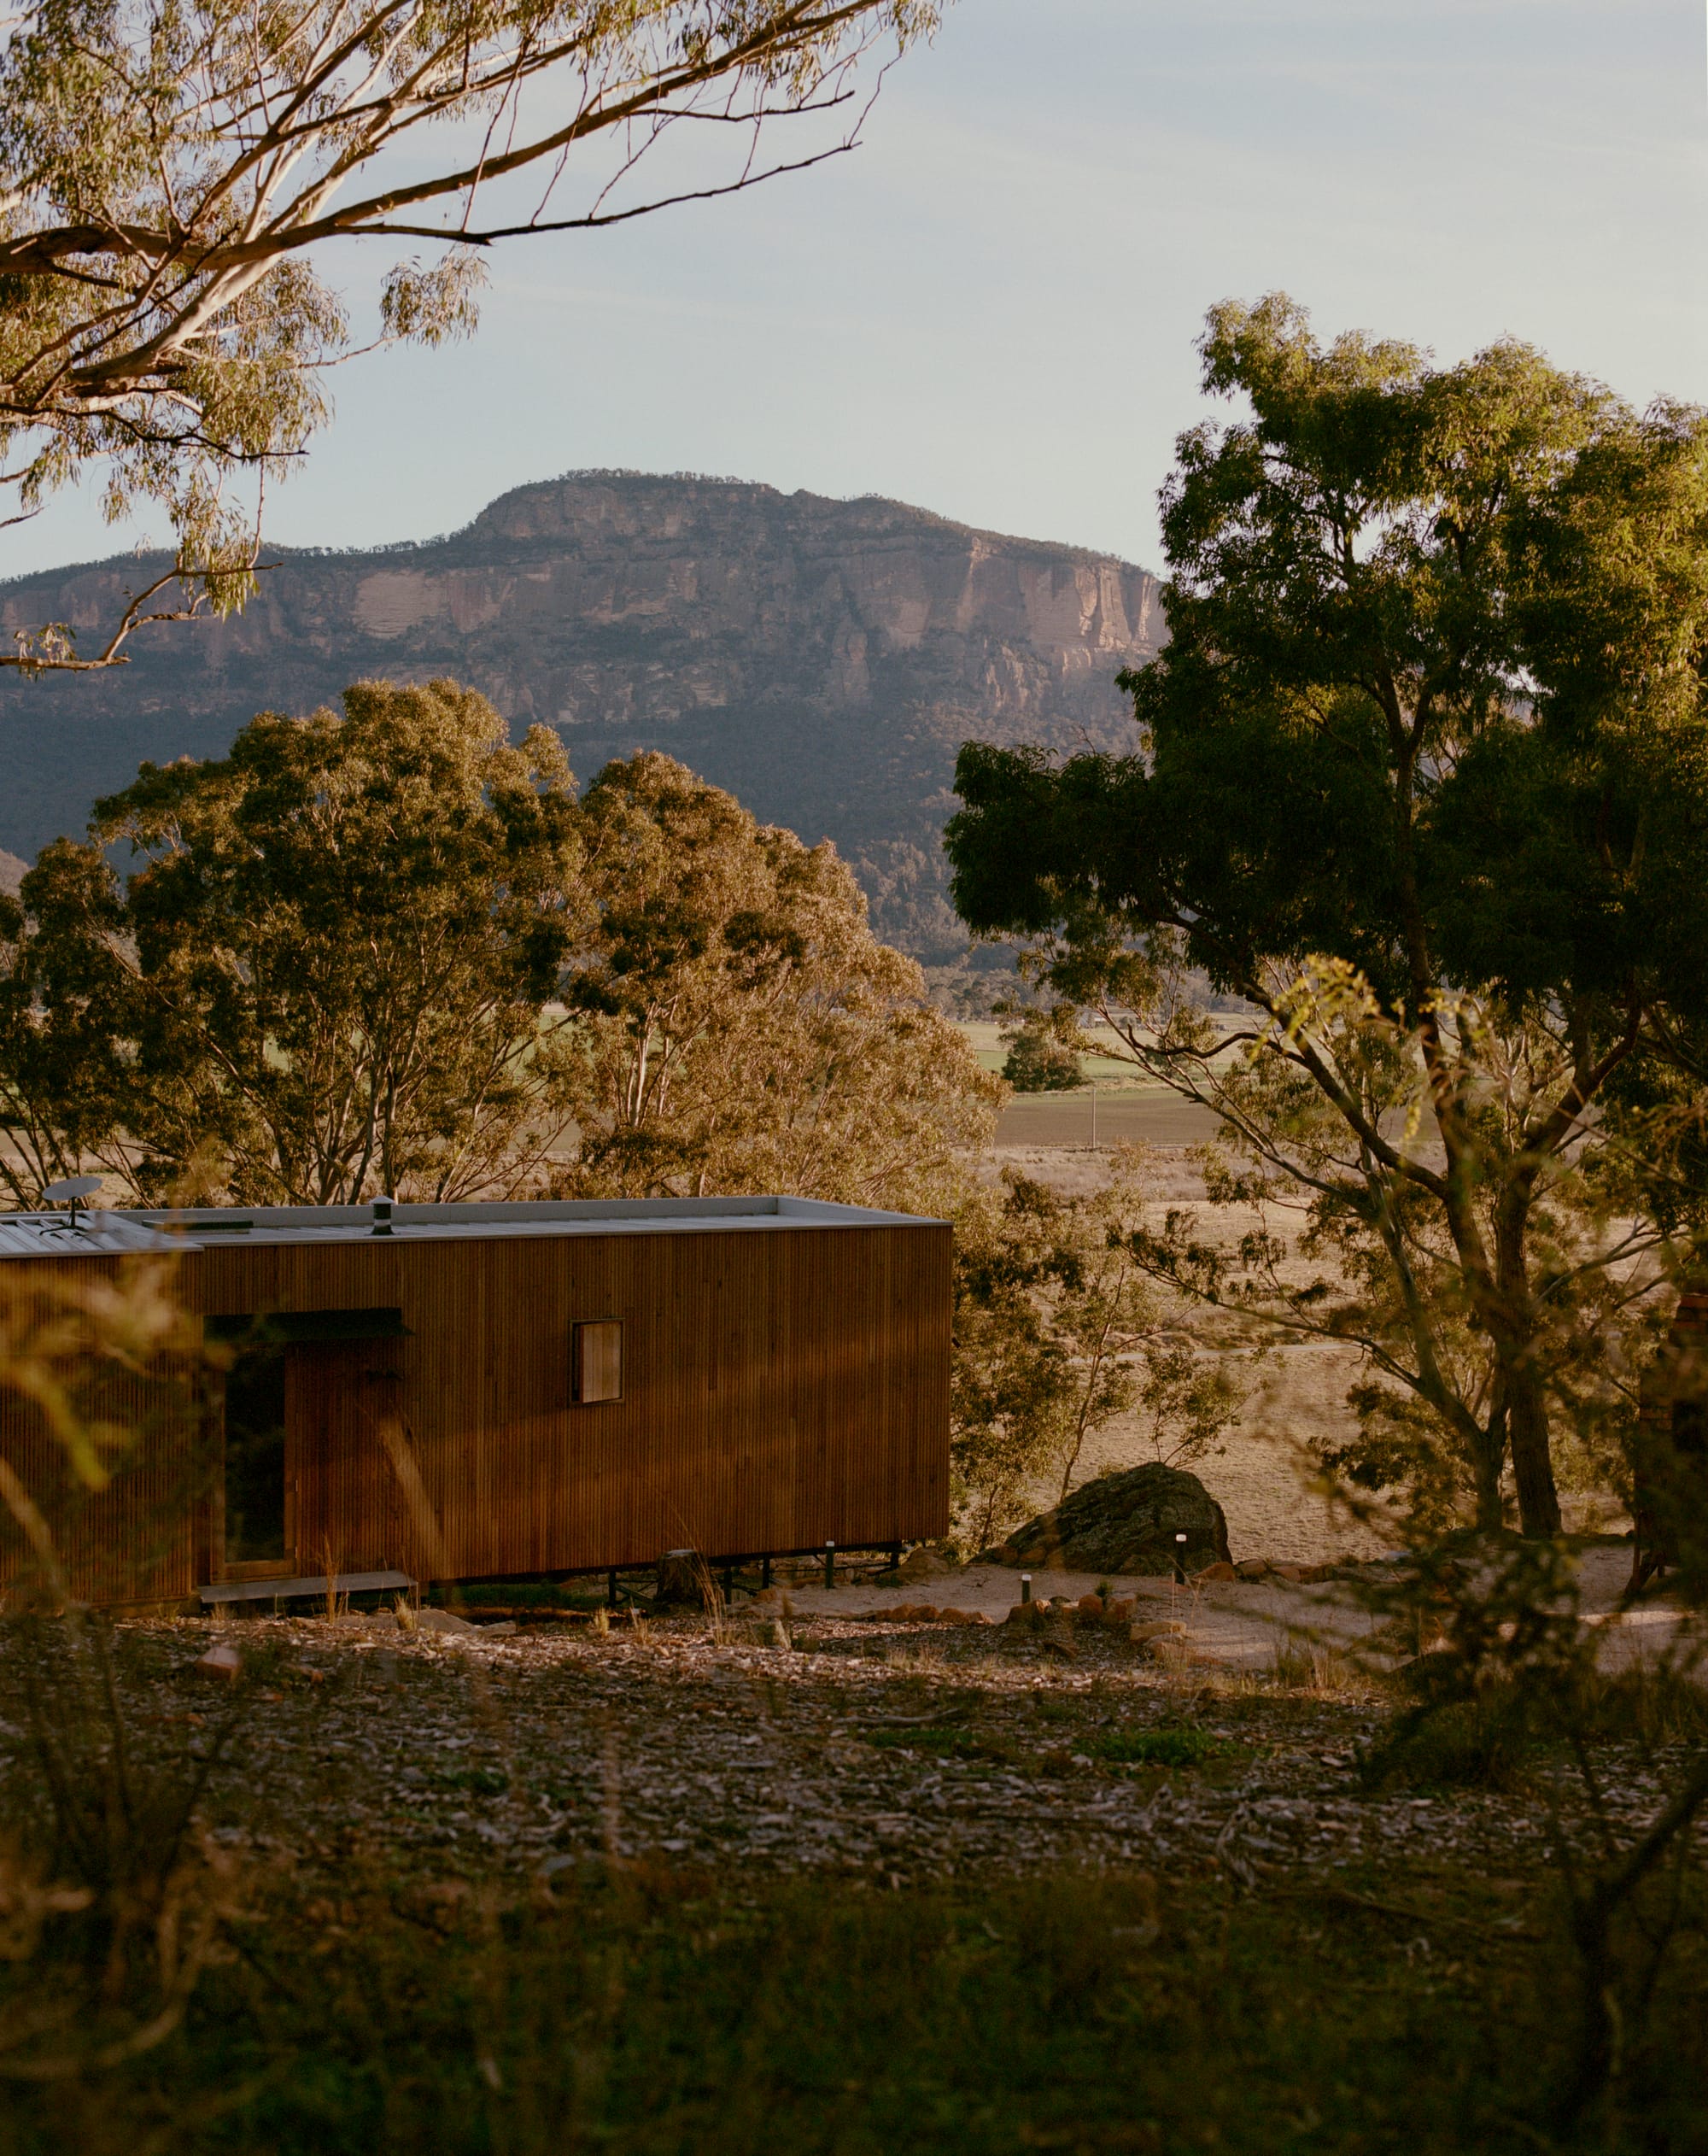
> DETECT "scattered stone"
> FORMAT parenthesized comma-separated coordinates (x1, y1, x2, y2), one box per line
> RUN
(1130, 1620, 1188, 1647)
(994, 1464, 1233, 1577)
(478, 1620, 518, 1637)
(415, 1608, 477, 1636)
(1195, 1561, 1238, 1583)
(1234, 1560, 1272, 1582)
(877, 1602, 991, 1627)
(896, 1544, 958, 1582)
(195, 1641, 242, 1681)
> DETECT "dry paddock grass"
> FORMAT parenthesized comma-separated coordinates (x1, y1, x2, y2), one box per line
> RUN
(986, 1143, 1631, 1564)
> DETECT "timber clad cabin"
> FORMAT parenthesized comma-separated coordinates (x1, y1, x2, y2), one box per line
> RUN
(0, 1197, 952, 1611)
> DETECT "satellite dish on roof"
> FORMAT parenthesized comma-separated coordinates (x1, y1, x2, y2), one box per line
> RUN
(41, 1175, 103, 1227)
(42, 1176, 103, 1204)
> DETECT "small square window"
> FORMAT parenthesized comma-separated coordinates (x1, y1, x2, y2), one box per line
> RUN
(572, 1320, 623, 1403)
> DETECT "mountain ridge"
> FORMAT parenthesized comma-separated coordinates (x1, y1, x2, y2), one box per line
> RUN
(0, 472, 1163, 959)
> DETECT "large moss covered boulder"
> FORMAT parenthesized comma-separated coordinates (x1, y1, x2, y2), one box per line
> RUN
(991, 1464, 1232, 1576)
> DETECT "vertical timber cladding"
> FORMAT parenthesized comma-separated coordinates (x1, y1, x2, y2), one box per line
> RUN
(0, 1255, 211, 1607)
(190, 1220, 951, 1582)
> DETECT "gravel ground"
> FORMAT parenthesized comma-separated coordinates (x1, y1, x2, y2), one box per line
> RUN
(4, 1589, 1698, 1906)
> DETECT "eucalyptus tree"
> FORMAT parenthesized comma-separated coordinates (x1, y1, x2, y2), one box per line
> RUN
(0, 0, 940, 669)
(17, 678, 588, 1203)
(950, 1147, 1243, 1549)
(557, 749, 1001, 1211)
(947, 296, 1708, 1537)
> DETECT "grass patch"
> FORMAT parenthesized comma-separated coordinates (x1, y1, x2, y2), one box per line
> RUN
(428, 1766, 511, 1796)
(862, 1725, 1008, 1763)
(4, 1859, 1705, 2155)
(1094, 1725, 1237, 1769)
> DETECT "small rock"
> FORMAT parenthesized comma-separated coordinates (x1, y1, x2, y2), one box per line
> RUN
(934, 1607, 988, 1626)
(414, 1608, 477, 1636)
(1104, 1597, 1138, 1626)
(1194, 1561, 1238, 1583)
(897, 1544, 958, 1581)
(1076, 1593, 1108, 1622)
(1130, 1620, 1187, 1646)
(478, 1620, 518, 1637)
(196, 1641, 242, 1681)
(1234, 1560, 1272, 1582)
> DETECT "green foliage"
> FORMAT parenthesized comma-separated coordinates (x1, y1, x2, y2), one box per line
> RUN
(0, 1, 938, 668)
(948, 296, 1708, 1537)
(949, 1147, 1237, 1549)
(999, 1012, 1083, 1092)
(16, 680, 587, 1204)
(1094, 1725, 1234, 1767)
(0, 716, 998, 1213)
(551, 751, 1001, 1211)
(0, 843, 137, 1208)
(1337, 1524, 1708, 2133)
(5, 1854, 1708, 2153)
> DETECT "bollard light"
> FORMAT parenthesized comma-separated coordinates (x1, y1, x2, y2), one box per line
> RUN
(1021, 1573, 1032, 1604)
(825, 1539, 836, 1590)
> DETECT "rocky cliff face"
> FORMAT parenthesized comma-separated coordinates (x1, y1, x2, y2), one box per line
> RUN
(0, 473, 1161, 956)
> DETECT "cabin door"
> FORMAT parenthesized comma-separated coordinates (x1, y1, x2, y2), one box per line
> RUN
(285, 1342, 416, 1577)
(222, 1341, 290, 1570)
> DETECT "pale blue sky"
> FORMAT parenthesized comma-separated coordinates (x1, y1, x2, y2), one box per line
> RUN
(5, 0, 1705, 580)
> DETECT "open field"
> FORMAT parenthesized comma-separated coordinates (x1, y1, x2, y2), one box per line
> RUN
(984, 1141, 1635, 1561)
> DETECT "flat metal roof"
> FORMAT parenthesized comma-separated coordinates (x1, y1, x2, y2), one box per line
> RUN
(0, 1194, 945, 1258)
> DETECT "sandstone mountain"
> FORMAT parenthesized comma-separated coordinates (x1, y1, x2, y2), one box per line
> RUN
(0, 473, 1161, 958)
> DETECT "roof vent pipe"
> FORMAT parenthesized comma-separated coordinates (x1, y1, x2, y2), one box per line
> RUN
(371, 1195, 395, 1237)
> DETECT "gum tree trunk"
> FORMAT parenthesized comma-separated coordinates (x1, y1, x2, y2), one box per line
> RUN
(1494, 1196, 1562, 1539)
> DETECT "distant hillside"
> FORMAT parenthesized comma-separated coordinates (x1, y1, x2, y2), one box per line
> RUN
(0, 473, 1161, 959)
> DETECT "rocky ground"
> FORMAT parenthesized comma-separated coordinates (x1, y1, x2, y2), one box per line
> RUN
(6, 1557, 1696, 1912)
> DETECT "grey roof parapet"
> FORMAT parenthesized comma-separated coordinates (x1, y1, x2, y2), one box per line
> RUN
(0, 1193, 948, 1259)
